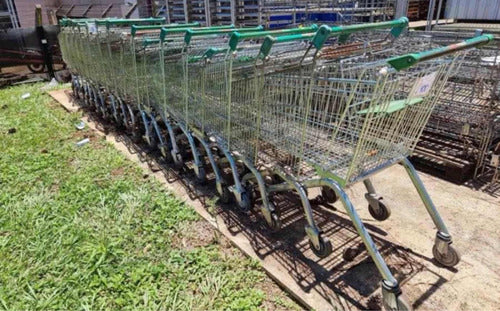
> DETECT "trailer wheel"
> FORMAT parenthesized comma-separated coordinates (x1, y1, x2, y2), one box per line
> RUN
(27, 64, 45, 73)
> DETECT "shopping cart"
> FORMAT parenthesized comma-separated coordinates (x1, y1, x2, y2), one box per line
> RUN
(228, 26, 492, 310)
(401, 31, 500, 184)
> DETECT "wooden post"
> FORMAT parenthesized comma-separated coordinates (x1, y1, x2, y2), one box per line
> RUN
(35, 4, 55, 79)
(47, 9, 57, 25)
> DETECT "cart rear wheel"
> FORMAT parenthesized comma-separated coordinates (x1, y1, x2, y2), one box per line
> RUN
(368, 201, 391, 221)
(432, 244, 460, 267)
(268, 210, 282, 231)
(196, 167, 206, 184)
(219, 185, 231, 204)
(321, 186, 338, 203)
(239, 192, 252, 212)
(310, 235, 332, 258)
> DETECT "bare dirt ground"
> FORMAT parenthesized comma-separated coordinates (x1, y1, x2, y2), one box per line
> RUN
(52, 89, 500, 311)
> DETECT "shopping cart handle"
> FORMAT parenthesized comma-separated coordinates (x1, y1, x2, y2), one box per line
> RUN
(189, 47, 229, 63)
(229, 25, 319, 51)
(131, 22, 200, 36)
(184, 26, 264, 44)
(259, 33, 316, 58)
(387, 34, 494, 71)
(160, 25, 235, 42)
(102, 18, 165, 29)
(142, 38, 161, 47)
(61, 19, 91, 27)
(312, 17, 409, 49)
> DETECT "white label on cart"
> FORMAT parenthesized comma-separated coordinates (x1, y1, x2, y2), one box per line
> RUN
(462, 123, 470, 136)
(87, 22, 97, 34)
(411, 71, 437, 98)
(492, 154, 499, 167)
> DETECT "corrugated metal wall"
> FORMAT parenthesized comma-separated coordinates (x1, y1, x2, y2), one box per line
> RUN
(445, 0, 500, 20)
(13, 0, 53, 28)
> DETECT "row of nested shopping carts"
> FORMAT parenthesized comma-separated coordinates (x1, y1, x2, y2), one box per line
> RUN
(58, 16, 493, 310)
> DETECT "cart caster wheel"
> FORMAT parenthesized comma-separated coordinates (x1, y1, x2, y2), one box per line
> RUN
(368, 200, 391, 221)
(382, 292, 412, 311)
(321, 186, 338, 203)
(268, 211, 282, 231)
(239, 192, 252, 212)
(172, 152, 183, 168)
(310, 235, 332, 258)
(196, 167, 206, 184)
(161, 148, 173, 163)
(219, 185, 231, 204)
(432, 244, 460, 267)
(342, 247, 359, 262)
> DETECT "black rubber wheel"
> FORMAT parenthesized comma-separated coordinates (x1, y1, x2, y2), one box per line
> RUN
(321, 186, 338, 203)
(160, 146, 173, 162)
(196, 167, 206, 184)
(239, 192, 251, 212)
(310, 235, 333, 258)
(245, 182, 254, 206)
(342, 247, 359, 262)
(268, 209, 282, 231)
(27, 63, 45, 73)
(71, 79, 79, 99)
(432, 244, 460, 267)
(173, 152, 184, 169)
(219, 185, 231, 204)
(368, 201, 391, 221)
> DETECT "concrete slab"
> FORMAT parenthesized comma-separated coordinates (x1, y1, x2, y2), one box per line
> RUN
(50, 89, 500, 311)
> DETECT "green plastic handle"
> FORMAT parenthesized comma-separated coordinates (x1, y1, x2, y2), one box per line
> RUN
(189, 47, 229, 63)
(259, 33, 316, 58)
(62, 18, 94, 27)
(102, 17, 165, 28)
(387, 34, 494, 71)
(312, 17, 409, 49)
(184, 26, 264, 44)
(131, 22, 200, 36)
(142, 38, 161, 47)
(229, 25, 318, 51)
(160, 24, 235, 42)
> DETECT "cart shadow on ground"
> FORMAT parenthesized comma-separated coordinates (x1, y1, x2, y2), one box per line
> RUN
(79, 102, 456, 311)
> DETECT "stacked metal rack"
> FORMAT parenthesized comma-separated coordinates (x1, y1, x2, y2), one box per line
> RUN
(160, 0, 396, 27)
(403, 31, 500, 184)
(59, 16, 493, 311)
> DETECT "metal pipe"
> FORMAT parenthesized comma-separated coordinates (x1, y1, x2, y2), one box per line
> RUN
(426, 0, 437, 31)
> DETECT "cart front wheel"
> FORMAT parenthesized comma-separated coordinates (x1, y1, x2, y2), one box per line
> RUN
(432, 244, 460, 267)
(310, 235, 332, 258)
(368, 201, 391, 221)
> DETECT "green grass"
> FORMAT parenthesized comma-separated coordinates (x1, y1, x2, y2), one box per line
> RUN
(0, 84, 301, 311)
